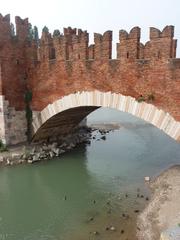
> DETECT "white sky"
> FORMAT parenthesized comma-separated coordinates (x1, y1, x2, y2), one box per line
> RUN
(1, 0, 180, 57)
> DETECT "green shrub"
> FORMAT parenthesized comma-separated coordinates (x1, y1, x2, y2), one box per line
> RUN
(42, 26, 49, 33)
(0, 140, 8, 152)
(147, 93, 155, 101)
(53, 29, 60, 37)
(136, 95, 145, 102)
(24, 90, 33, 143)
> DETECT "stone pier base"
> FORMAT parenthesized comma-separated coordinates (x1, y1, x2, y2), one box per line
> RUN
(0, 95, 27, 145)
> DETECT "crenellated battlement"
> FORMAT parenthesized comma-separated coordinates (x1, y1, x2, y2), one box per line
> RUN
(39, 27, 89, 61)
(0, 13, 10, 22)
(119, 27, 141, 40)
(0, 14, 179, 145)
(0, 14, 11, 42)
(37, 25, 177, 62)
(0, 14, 178, 62)
(0, 14, 31, 44)
(117, 27, 141, 59)
(38, 28, 113, 61)
(63, 27, 77, 35)
(94, 31, 112, 59)
(144, 25, 177, 58)
(15, 16, 29, 42)
(150, 25, 174, 39)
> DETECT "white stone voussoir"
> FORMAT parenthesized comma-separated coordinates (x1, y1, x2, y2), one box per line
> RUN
(32, 91, 180, 141)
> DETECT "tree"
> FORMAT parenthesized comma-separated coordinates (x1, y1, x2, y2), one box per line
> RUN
(42, 26, 49, 33)
(28, 23, 33, 40)
(10, 23, 15, 36)
(53, 29, 60, 37)
(33, 26, 39, 44)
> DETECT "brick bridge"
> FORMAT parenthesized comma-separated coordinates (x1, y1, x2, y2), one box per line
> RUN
(0, 14, 180, 145)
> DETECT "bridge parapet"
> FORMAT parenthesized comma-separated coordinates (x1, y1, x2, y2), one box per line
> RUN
(0, 14, 11, 43)
(37, 25, 177, 63)
(39, 27, 113, 61)
(0, 14, 31, 44)
(0, 14, 177, 63)
(144, 26, 177, 59)
(0, 13, 179, 145)
(15, 16, 29, 42)
(117, 26, 141, 59)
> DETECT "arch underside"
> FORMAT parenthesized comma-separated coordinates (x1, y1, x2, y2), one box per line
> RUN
(32, 106, 99, 141)
(32, 91, 180, 142)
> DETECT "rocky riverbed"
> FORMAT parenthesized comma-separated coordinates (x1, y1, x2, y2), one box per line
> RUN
(137, 165, 180, 240)
(0, 126, 112, 166)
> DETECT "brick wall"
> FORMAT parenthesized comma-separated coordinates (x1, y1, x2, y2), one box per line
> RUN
(0, 13, 179, 144)
(29, 25, 180, 122)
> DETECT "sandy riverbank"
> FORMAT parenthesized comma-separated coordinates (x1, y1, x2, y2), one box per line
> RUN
(137, 165, 180, 240)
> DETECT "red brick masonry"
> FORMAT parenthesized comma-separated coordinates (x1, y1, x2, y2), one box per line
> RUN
(0, 14, 179, 143)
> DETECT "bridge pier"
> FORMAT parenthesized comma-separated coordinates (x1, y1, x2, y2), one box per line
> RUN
(0, 96, 27, 145)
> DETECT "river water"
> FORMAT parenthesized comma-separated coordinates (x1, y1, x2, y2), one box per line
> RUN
(0, 108, 179, 240)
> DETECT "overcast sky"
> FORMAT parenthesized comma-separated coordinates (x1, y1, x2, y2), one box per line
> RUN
(1, 0, 180, 56)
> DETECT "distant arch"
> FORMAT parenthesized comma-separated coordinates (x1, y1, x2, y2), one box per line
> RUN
(32, 91, 180, 142)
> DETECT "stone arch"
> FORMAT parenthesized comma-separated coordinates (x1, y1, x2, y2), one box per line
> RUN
(32, 91, 180, 142)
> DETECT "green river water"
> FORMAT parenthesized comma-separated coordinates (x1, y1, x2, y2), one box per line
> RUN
(0, 108, 179, 240)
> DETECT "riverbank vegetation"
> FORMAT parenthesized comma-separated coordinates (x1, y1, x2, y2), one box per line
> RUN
(0, 139, 8, 152)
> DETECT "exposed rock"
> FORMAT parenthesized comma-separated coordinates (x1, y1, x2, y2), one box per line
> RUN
(0, 156, 4, 162)
(51, 142, 58, 148)
(32, 154, 40, 162)
(6, 158, 10, 165)
(11, 153, 21, 159)
(53, 148, 60, 156)
(60, 149, 65, 154)
(101, 135, 106, 140)
(144, 176, 150, 182)
(18, 159, 24, 164)
(0, 126, 110, 167)
(31, 147, 36, 154)
(134, 209, 140, 213)
(110, 226, 116, 231)
(49, 151, 54, 158)
(42, 144, 49, 151)
(21, 154, 27, 160)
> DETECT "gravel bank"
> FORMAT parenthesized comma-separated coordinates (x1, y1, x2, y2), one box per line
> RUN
(137, 165, 180, 240)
